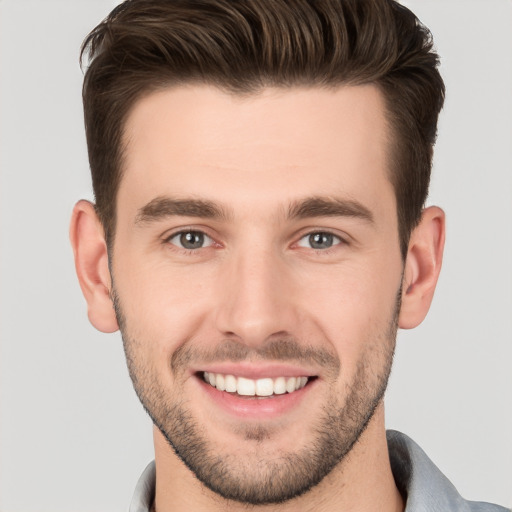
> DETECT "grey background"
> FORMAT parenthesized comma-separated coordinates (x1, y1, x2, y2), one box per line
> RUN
(0, 1, 511, 510)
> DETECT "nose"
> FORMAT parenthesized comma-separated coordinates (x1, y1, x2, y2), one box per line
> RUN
(214, 246, 299, 347)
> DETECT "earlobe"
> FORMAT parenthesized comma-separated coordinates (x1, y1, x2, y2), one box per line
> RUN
(398, 206, 445, 330)
(69, 200, 119, 333)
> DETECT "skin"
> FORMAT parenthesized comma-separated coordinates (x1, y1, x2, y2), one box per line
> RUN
(70, 84, 445, 512)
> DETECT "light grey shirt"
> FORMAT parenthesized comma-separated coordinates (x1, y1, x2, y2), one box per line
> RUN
(129, 430, 509, 512)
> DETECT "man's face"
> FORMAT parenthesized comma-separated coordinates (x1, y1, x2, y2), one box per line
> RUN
(112, 85, 404, 503)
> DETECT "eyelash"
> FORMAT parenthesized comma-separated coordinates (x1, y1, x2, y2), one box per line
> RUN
(295, 230, 347, 252)
(163, 228, 348, 254)
(163, 229, 217, 253)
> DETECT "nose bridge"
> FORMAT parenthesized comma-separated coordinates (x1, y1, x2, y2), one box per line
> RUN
(215, 241, 295, 345)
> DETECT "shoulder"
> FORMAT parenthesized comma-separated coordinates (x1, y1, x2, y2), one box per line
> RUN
(465, 501, 510, 512)
(386, 430, 509, 512)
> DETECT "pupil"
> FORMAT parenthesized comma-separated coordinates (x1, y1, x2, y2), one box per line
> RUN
(180, 231, 204, 249)
(310, 232, 333, 249)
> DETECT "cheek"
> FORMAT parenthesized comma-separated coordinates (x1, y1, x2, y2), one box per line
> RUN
(113, 257, 218, 350)
(294, 260, 401, 362)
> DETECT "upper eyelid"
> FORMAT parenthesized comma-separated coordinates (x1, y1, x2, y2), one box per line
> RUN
(162, 228, 211, 246)
(167, 229, 212, 239)
(295, 231, 345, 247)
(164, 230, 216, 252)
(293, 227, 350, 244)
(162, 226, 216, 241)
(299, 229, 343, 238)
(160, 226, 351, 246)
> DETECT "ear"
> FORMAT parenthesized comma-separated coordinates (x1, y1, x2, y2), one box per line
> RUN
(398, 206, 445, 329)
(69, 200, 119, 333)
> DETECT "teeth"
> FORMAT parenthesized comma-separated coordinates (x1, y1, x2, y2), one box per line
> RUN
(255, 378, 273, 396)
(203, 372, 310, 396)
(273, 377, 286, 395)
(225, 374, 237, 392)
(237, 377, 256, 396)
(216, 374, 226, 391)
(286, 377, 297, 393)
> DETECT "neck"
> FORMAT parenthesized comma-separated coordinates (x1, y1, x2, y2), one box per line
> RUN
(152, 404, 404, 512)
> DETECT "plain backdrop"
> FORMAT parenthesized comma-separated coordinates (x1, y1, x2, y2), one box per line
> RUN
(1, 1, 511, 511)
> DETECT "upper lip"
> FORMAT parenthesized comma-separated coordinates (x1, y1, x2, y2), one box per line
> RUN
(190, 362, 318, 380)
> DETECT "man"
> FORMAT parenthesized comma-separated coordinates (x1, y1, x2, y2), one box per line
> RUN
(69, 1, 508, 511)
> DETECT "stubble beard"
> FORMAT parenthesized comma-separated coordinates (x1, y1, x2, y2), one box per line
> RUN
(114, 290, 399, 505)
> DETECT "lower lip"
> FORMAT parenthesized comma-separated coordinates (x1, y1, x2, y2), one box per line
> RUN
(198, 377, 315, 419)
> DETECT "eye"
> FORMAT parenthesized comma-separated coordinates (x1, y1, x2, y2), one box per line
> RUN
(167, 230, 214, 250)
(297, 231, 343, 250)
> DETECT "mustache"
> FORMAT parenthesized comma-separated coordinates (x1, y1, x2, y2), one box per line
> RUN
(171, 337, 340, 378)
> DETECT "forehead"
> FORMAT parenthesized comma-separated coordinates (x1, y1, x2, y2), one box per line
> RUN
(119, 84, 393, 220)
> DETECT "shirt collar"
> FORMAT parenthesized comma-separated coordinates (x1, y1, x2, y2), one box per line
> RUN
(129, 460, 156, 512)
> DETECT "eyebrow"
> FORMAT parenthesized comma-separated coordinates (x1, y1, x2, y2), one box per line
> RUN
(287, 196, 374, 223)
(135, 195, 374, 225)
(135, 196, 231, 224)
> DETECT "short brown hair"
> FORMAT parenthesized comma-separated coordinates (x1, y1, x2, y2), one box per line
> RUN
(81, 0, 445, 257)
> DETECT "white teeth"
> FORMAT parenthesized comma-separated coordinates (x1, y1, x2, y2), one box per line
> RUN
(286, 377, 297, 393)
(203, 372, 310, 396)
(255, 378, 274, 397)
(225, 374, 237, 392)
(273, 377, 287, 395)
(237, 377, 256, 396)
(216, 374, 226, 391)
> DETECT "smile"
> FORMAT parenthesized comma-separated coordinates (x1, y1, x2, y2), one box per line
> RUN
(203, 372, 309, 397)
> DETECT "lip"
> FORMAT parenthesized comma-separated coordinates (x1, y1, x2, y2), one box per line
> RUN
(195, 370, 318, 419)
(190, 362, 317, 380)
